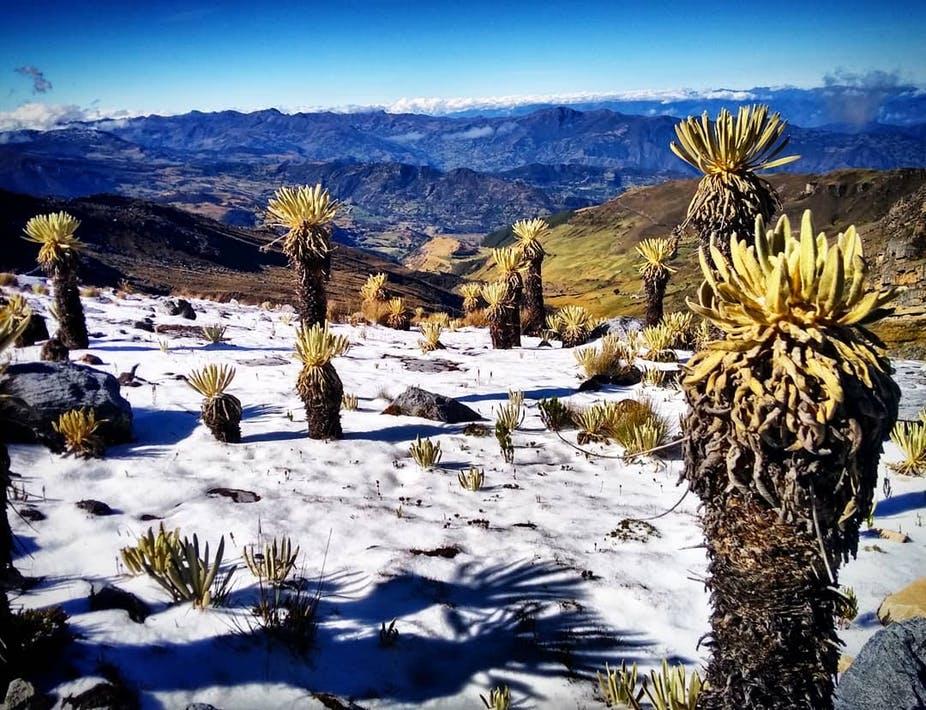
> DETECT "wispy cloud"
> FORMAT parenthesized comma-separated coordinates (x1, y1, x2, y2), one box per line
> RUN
(0, 102, 141, 132)
(821, 68, 906, 125)
(14, 65, 53, 94)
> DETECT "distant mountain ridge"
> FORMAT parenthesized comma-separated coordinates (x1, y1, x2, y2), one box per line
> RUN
(1, 106, 926, 259)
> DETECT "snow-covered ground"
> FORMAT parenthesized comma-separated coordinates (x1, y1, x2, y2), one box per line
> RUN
(6, 281, 926, 709)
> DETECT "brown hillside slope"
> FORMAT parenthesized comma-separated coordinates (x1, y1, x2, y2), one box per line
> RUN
(465, 168, 926, 353)
(0, 190, 461, 314)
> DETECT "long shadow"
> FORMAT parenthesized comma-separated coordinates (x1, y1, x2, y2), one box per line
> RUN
(456, 386, 576, 404)
(243, 429, 305, 444)
(875, 490, 926, 518)
(74, 559, 653, 705)
(107, 407, 200, 456)
(343, 423, 456, 443)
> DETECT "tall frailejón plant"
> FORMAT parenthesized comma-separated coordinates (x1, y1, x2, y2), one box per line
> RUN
(187, 364, 242, 443)
(0, 301, 30, 585)
(681, 210, 899, 709)
(670, 105, 799, 258)
(512, 218, 549, 335)
(636, 237, 677, 327)
(293, 323, 350, 439)
(266, 184, 340, 327)
(460, 283, 484, 315)
(23, 211, 89, 348)
(491, 247, 524, 348)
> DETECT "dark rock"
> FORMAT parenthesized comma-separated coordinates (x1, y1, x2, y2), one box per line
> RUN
(76, 500, 114, 516)
(19, 507, 46, 522)
(155, 323, 202, 338)
(40, 337, 69, 362)
(237, 355, 289, 367)
(160, 298, 196, 320)
(206, 487, 260, 503)
(138, 513, 162, 521)
(63, 681, 136, 710)
(117, 365, 142, 387)
(15, 313, 49, 348)
(3, 678, 45, 710)
(132, 320, 154, 333)
(382, 387, 481, 423)
(578, 366, 643, 391)
(409, 545, 462, 558)
(0, 361, 133, 445)
(89, 583, 151, 623)
(399, 357, 461, 373)
(835, 617, 926, 710)
(79, 354, 104, 365)
(185, 706, 220, 710)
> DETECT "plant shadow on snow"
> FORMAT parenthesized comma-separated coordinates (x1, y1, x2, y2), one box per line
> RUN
(874, 490, 926, 518)
(343, 423, 453, 443)
(106, 407, 201, 457)
(456, 387, 576, 404)
(77, 559, 655, 705)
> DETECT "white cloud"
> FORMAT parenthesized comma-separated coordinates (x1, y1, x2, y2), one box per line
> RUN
(442, 126, 494, 140)
(0, 102, 143, 132)
(379, 88, 760, 115)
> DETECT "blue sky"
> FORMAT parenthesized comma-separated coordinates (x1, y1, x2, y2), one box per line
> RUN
(2, 0, 925, 119)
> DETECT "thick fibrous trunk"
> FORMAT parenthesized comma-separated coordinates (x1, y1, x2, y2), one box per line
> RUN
(643, 273, 669, 327)
(504, 274, 522, 348)
(682, 361, 899, 709)
(299, 364, 343, 440)
(521, 259, 545, 336)
(202, 394, 242, 443)
(295, 255, 330, 327)
(687, 173, 780, 259)
(52, 267, 88, 349)
(488, 312, 512, 349)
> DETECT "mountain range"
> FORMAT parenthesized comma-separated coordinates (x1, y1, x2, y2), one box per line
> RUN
(1, 106, 926, 259)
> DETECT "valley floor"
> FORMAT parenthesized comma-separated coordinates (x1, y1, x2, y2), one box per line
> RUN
(6, 283, 926, 709)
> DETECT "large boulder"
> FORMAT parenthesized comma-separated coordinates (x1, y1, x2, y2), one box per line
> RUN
(383, 387, 481, 423)
(160, 298, 196, 320)
(835, 618, 926, 709)
(878, 577, 926, 624)
(0, 361, 133, 445)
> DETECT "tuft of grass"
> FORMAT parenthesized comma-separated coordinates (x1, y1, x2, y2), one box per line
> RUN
(574, 334, 636, 380)
(341, 393, 359, 411)
(458, 466, 485, 491)
(419, 322, 445, 352)
(121, 524, 182, 576)
(598, 659, 706, 710)
(53, 408, 104, 458)
(31, 283, 48, 295)
(80, 285, 101, 298)
(141, 532, 235, 609)
(201, 324, 228, 344)
(641, 324, 677, 362)
(243, 536, 299, 586)
(251, 583, 319, 654)
(836, 586, 859, 626)
(538, 397, 576, 431)
(480, 685, 511, 710)
(410, 436, 442, 470)
(0, 272, 18, 287)
(379, 619, 399, 647)
(889, 420, 926, 475)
